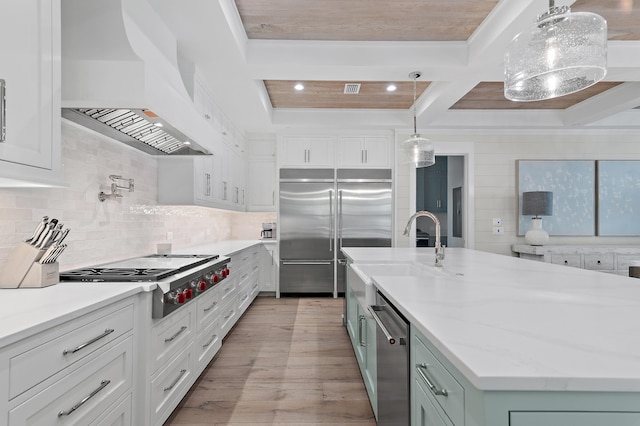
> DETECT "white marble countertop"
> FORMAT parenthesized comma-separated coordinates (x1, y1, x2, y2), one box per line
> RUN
(343, 247, 640, 392)
(0, 240, 267, 348)
(512, 244, 640, 255)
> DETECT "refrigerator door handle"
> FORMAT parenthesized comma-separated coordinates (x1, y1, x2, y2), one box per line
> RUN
(338, 189, 343, 249)
(329, 189, 334, 252)
(281, 261, 333, 265)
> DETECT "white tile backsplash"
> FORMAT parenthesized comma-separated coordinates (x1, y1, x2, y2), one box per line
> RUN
(0, 122, 275, 271)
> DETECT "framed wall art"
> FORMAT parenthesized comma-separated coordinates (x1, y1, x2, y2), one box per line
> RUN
(517, 160, 596, 236)
(597, 160, 640, 236)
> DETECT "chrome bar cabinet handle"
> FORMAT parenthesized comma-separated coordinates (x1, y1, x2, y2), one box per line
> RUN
(58, 379, 110, 417)
(164, 369, 187, 392)
(62, 329, 114, 355)
(164, 326, 187, 343)
(416, 363, 449, 397)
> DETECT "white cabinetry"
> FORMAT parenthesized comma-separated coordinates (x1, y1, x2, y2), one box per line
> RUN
(158, 156, 217, 208)
(0, 0, 62, 187)
(279, 135, 335, 167)
(248, 137, 277, 212)
(337, 136, 392, 168)
(511, 245, 640, 275)
(260, 243, 278, 293)
(0, 299, 135, 426)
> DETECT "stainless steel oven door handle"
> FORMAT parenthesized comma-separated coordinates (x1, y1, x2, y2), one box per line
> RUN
(368, 305, 397, 345)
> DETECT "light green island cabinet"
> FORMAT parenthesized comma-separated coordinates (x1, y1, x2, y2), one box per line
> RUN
(345, 265, 377, 418)
(411, 325, 640, 426)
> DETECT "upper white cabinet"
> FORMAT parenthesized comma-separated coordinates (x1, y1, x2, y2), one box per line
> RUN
(248, 137, 277, 212)
(0, 0, 62, 186)
(337, 136, 393, 168)
(279, 136, 335, 168)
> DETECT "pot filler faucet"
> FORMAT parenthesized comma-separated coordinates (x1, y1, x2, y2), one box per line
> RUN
(403, 211, 445, 267)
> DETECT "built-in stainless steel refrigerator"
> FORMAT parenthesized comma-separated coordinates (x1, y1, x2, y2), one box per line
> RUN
(279, 168, 392, 295)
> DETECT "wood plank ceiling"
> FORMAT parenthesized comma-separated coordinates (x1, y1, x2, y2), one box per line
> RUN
(234, 0, 638, 112)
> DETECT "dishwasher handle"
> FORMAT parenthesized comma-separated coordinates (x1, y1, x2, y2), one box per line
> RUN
(368, 305, 397, 345)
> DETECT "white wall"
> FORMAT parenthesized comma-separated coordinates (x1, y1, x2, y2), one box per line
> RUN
(396, 129, 640, 256)
(0, 121, 274, 271)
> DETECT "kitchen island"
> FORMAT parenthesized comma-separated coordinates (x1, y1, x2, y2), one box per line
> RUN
(343, 247, 640, 426)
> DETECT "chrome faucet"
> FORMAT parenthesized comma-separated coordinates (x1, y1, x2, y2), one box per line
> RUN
(403, 211, 445, 267)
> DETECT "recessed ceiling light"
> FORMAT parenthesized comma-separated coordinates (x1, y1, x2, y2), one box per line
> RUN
(387, 84, 397, 92)
(184, 141, 191, 145)
(294, 83, 304, 91)
(153, 122, 163, 127)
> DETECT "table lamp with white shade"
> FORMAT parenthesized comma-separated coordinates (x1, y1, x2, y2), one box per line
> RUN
(522, 191, 553, 246)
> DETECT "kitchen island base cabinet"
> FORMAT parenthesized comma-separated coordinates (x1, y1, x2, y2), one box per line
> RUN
(510, 412, 640, 426)
(345, 265, 377, 417)
(411, 326, 640, 426)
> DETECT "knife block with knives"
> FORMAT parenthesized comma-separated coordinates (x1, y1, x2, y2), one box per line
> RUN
(0, 217, 69, 289)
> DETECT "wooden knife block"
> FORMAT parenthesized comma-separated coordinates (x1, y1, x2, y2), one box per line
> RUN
(0, 242, 59, 288)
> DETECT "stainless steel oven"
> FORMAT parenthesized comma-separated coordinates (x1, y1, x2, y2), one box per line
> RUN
(369, 290, 410, 425)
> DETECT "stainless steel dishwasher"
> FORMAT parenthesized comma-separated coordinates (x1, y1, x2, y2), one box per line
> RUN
(369, 290, 410, 425)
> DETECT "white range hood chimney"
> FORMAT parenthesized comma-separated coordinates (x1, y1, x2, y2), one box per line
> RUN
(61, 0, 219, 155)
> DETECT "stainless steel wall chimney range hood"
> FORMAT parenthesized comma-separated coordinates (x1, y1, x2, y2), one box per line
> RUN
(62, 0, 217, 156)
(62, 108, 208, 155)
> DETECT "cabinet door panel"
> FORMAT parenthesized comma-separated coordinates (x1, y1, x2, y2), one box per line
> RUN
(0, 0, 56, 169)
(9, 337, 133, 426)
(362, 136, 391, 167)
(413, 378, 452, 426)
(337, 137, 365, 167)
(248, 159, 276, 211)
(510, 411, 640, 426)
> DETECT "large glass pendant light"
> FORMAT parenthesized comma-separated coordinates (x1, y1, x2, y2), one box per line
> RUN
(504, 0, 607, 102)
(402, 71, 435, 168)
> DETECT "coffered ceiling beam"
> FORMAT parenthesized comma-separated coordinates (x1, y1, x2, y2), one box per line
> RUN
(564, 82, 640, 126)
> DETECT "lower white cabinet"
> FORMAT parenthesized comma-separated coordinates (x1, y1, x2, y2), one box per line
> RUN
(9, 336, 134, 426)
(149, 342, 194, 425)
(511, 245, 640, 275)
(260, 243, 278, 292)
(89, 393, 132, 426)
(0, 299, 136, 426)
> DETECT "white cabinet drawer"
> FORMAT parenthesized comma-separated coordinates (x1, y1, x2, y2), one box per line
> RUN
(237, 287, 251, 314)
(195, 320, 222, 368)
(195, 286, 220, 334)
(550, 254, 582, 268)
(150, 344, 193, 426)
(89, 393, 132, 426)
(414, 333, 464, 426)
(9, 336, 133, 426)
(220, 298, 238, 338)
(9, 303, 133, 400)
(151, 307, 193, 373)
(219, 277, 237, 306)
(584, 253, 614, 270)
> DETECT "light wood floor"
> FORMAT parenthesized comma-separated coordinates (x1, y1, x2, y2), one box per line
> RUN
(164, 296, 377, 425)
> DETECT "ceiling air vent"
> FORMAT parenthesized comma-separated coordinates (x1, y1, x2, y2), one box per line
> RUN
(344, 83, 361, 94)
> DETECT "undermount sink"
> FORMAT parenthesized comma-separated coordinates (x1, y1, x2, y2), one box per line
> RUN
(350, 262, 444, 307)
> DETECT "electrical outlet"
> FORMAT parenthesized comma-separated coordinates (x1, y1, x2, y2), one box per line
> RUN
(166, 231, 173, 240)
(492, 217, 502, 226)
(492, 226, 504, 235)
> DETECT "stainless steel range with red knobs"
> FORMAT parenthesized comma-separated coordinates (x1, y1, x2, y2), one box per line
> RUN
(60, 254, 231, 318)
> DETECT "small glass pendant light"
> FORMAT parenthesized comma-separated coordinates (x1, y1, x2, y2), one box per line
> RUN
(402, 71, 435, 168)
(504, 0, 607, 102)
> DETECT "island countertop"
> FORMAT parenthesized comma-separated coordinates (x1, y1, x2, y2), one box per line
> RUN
(342, 247, 640, 392)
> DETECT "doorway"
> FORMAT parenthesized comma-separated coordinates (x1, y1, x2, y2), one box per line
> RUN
(415, 155, 465, 248)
